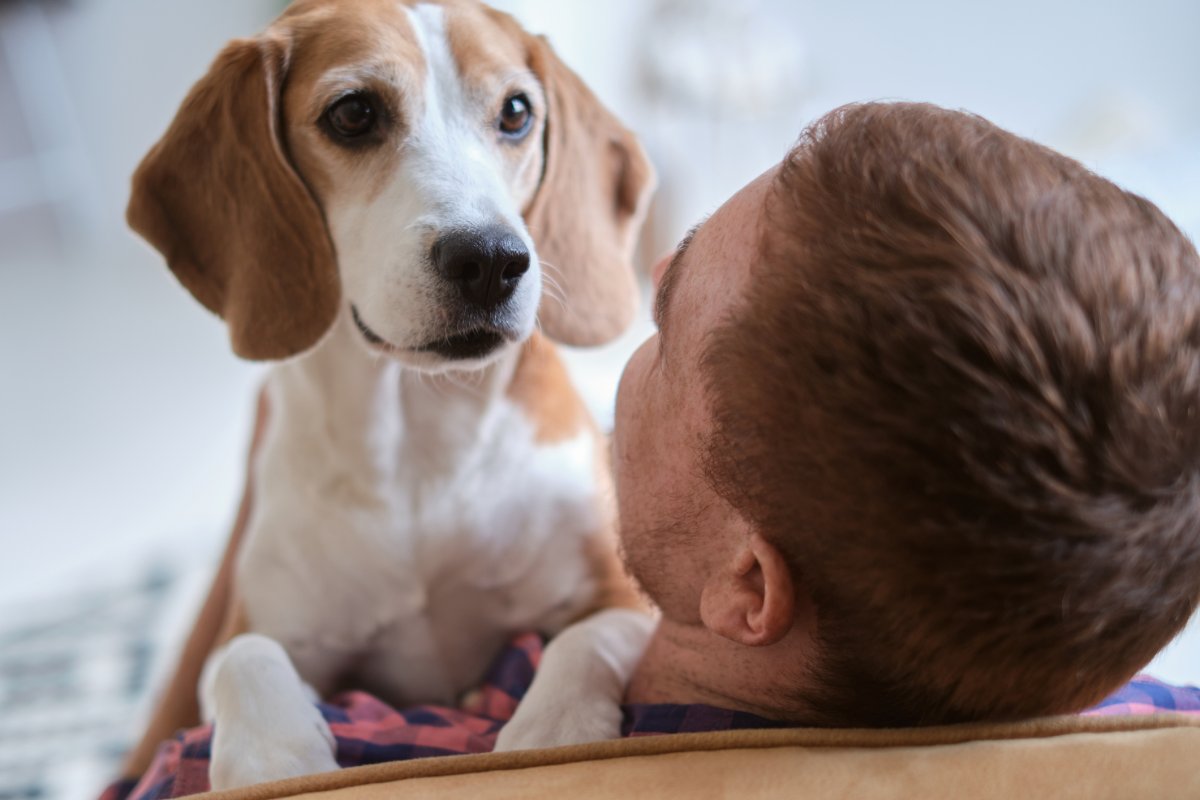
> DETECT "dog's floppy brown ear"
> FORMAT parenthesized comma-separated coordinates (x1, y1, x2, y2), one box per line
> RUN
(127, 35, 339, 361)
(525, 36, 656, 347)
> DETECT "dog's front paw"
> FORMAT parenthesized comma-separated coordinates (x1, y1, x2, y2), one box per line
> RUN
(209, 703, 339, 791)
(494, 609, 654, 752)
(494, 693, 624, 752)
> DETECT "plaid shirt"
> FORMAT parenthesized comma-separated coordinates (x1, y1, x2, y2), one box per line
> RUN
(103, 633, 1200, 800)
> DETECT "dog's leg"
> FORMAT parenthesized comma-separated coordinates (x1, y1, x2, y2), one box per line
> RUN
(201, 633, 340, 790)
(494, 609, 655, 751)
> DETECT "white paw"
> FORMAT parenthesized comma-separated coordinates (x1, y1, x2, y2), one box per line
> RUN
(494, 610, 654, 752)
(209, 702, 339, 791)
(494, 694, 624, 752)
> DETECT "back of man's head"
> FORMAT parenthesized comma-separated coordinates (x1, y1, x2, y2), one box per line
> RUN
(703, 102, 1200, 726)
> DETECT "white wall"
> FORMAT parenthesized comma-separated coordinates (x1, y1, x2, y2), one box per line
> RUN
(0, 0, 279, 605)
(55, 0, 283, 241)
(496, 0, 1200, 246)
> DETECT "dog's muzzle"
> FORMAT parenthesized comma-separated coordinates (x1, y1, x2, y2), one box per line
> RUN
(349, 225, 534, 363)
(432, 225, 530, 312)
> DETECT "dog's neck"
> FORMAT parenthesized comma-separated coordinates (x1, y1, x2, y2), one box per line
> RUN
(265, 310, 522, 482)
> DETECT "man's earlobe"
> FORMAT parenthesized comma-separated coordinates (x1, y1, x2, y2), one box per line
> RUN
(699, 533, 796, 647)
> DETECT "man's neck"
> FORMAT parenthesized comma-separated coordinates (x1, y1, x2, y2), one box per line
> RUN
(625, 617, 820, 723)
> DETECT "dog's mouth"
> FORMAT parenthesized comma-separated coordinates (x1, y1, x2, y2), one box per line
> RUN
(417, 328, 506, 360)
(351, 306, 391, 348)
(351, 306, 507, 361)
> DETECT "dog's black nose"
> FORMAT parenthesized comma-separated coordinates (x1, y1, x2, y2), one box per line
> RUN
(433, 227, 531, 311)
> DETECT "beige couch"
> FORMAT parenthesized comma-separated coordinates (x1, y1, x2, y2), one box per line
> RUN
(194, 715, 1199, 800)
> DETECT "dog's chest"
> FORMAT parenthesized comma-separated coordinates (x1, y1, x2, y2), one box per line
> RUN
(237, 396, 601, 701)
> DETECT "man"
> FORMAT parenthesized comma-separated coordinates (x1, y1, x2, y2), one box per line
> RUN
(613, 101, 1200, 726)
(107, 102, 1200, 799)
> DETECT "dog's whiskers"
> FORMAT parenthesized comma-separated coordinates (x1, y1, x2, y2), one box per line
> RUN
(441, 369, 486, 398)
(538, 261, 569, 311)
(415, 368, 453, 402)
(539, 259, 567, 289)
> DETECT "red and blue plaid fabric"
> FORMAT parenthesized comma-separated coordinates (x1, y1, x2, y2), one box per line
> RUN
(101, 633, 1200, 800)
(1083, 674, 1200, 717)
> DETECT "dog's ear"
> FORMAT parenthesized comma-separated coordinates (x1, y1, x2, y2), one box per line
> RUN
(524, 36, 656, 348)
(127, 35, 340, 361)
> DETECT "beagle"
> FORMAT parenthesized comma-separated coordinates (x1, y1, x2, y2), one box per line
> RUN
(123, 0, 655, 789)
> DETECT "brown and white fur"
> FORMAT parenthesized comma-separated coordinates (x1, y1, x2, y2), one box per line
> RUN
(123, 0, 656, 789)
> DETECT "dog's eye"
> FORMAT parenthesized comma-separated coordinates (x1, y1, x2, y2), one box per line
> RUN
(326, 94, 376, 139)
(498, 93, 533, 139)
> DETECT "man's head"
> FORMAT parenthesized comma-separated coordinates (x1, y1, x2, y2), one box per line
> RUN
(615, 102, 1200, 726)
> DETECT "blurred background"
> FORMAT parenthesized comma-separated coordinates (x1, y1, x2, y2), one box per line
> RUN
(1, 0, 1198, 796)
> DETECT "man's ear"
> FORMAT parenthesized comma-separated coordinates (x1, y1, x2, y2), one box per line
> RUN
(699, 533, 796, 647)
(127, 34, 340, 361)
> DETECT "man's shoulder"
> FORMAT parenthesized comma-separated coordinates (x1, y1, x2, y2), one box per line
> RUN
(622, 703, 794, 737)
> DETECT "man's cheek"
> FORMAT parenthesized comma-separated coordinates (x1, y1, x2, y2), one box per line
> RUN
(615, 341, 653, 436)
(619, 338, 655, 396)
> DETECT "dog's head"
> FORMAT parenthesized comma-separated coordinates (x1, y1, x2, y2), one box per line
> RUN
(128, 0, 654, 368)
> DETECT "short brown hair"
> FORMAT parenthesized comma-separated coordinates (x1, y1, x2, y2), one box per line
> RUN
(703, 102, 1200, 726)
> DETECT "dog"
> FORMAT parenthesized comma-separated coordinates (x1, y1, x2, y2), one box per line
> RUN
(123, 0, 655, 789)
